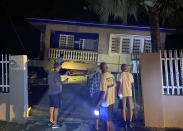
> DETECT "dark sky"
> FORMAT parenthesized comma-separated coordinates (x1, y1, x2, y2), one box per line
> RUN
(0, 0, 183, 57)
(0, 0, 98, 58)
(0, 0, 99, 23)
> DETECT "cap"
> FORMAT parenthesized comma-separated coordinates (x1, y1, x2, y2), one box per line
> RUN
(54, 63, 60, 69)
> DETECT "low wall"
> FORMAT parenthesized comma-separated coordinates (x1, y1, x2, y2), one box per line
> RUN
(0, 55, 28, 123)
(141, 53, 183, 128)
(163, 96, 183, 128)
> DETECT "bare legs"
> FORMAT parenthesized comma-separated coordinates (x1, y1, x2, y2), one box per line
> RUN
(54, 108, 59, 125)
(49, 107, 59, 125)
(123, 109, 133, 121)
(107, 121, 114, 131)
(49, 107, 54, 123)
(107, 122, 110, 131)
(122, 97, 134, 123)
(96, 119, 99, 130)
(122, 109, 126, 122)
(129, 110, 133, 122)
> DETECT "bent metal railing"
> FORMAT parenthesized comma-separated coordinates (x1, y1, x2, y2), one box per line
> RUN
(48, 48, 98, 62)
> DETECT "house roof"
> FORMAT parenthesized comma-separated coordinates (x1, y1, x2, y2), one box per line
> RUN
(27, 18, 176, 33)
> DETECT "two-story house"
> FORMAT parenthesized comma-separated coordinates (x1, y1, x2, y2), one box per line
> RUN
(27, 18, 175, 74)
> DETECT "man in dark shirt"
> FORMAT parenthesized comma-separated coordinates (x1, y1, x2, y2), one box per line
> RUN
(48, 63, 62, 128)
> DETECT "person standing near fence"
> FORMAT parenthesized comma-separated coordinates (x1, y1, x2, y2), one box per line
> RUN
(96, 62, 116, 131)
(89, 68, 101, 130)
(47, 63, 63, 129)
(118, 64, 134, 128)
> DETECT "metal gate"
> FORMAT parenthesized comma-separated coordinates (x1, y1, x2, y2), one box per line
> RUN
(161, 50, 183, 95)
(0, 54, 10, 93)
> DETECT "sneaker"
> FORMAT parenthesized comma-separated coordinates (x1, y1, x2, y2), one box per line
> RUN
(57, 121, 62, 125)
(121, 121, 127, 128)
(48, 121, 54, 127)
(52, 124, 61, 129)
(128, 121, 135, 128)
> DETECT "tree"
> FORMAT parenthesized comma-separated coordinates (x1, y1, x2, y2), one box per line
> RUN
(87, 0, 183, 52)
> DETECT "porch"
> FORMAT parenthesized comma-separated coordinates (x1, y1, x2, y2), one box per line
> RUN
(48, 48, 98, 63)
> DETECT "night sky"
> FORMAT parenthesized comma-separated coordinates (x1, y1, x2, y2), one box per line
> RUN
(0, 0, 183, 58)
(0, 0, 99, 58)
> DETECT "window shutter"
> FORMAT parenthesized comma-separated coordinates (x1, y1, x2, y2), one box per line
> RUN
(67, 35, 74, 48)
(79, 39, 85, 50)
(59, 35, 66, 48)
(59, 35, 74, 49)
(111, 37, 120, 53)
(121, 37, 131, 54)
(144, 38, 152, 52)
(133, 38, 142, 54)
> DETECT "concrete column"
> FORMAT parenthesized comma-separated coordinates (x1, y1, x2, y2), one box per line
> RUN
(141, 53, 164, 127)
(0, 55, 28, 123)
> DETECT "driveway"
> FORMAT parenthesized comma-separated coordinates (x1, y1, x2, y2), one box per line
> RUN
(26, 83, 95, 131)
(1, 83, 182, 131)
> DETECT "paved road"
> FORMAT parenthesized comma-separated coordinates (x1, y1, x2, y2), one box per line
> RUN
(26, 84, 95, 131)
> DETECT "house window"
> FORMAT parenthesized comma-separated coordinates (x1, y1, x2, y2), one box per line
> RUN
(110, 34, 151, 54)
(111, 37, 120, 53)
(59, 34, 74, 49)
(144, 38, 152, 52)
(121, 37, 131, 54)
(133, 38, 145, 54)
(79, 39, 85, 50)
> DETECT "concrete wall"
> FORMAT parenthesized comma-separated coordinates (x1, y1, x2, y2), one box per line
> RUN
(44, 23, 153, 55)
(141, 53, 164, 127)
(98, 53, 131, 72)
(0, 55, 28, 123)
(162, 96, 183, 128)
(141, 53, 183, 128)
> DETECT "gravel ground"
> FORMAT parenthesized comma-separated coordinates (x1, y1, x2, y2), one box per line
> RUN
(0, 121, 24, 131)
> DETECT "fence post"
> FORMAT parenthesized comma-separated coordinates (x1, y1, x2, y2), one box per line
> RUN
(141, 52, 164, 127)
(9, 55, 28, 123)
(169, 50, 175, 95)
(174, 50, 180, 95)
(180, 50, 183, 88)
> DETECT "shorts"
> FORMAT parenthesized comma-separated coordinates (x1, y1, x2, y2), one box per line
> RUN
(122, 96, 134, 110)
(99, 104, 113, 122)
(49, 93, 61, 108)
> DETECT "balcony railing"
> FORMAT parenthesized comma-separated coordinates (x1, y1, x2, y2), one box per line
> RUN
(48, 48, 98, 62)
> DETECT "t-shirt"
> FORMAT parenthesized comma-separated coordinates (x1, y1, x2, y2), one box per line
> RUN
(48, 71, 62, 95)
(99, 72, 116, 107)
(119, 71, 134, 97)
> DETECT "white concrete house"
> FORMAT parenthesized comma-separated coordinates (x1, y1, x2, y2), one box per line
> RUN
(27, 18, 175, 73)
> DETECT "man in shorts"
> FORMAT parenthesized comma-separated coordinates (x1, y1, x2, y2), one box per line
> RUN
(118, 64, 134, 128)
(48, 63, 62, 129)
(96, 62, 116, 131)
